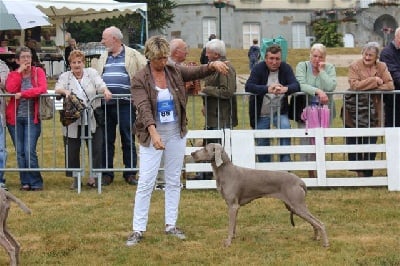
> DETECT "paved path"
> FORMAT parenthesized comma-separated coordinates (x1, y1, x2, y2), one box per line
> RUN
(326, 54, 359, 68)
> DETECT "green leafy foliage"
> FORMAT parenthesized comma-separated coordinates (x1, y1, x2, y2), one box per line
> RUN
(312, 18, 344, 47)
(129, 0, 177, 31)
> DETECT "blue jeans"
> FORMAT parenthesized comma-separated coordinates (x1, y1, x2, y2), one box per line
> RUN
(103, 103, 137, 179)
(0, 125, 7, 183)
(249, 59, 258, 71)
(255, 114, 291, 162)
(7, 117, 43, 188)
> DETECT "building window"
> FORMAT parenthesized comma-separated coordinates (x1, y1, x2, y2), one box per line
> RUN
(243, 23, 260, 49)
(292, 22, 307, 48)
(202, 18, 217, 46)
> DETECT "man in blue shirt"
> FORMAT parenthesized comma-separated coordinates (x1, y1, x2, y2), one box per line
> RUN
(94, 26, 147, 186)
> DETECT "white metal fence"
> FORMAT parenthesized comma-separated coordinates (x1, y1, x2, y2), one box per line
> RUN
(2, 90, 400, 193)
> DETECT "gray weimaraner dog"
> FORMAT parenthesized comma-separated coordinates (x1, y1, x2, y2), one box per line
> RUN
(0, 189, 31, 266)
(191, 143, 329, 247)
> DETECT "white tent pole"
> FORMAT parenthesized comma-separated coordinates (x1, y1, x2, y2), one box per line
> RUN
(20, 30, 25, 45)
(137, 7, 148, 43)
(62, 17, 65, 46)
(145, 10, 148, 42)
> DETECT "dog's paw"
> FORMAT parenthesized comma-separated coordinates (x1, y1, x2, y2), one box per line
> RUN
(223, 238, 232, 247)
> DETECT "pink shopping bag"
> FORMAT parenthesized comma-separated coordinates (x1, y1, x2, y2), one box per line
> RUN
(319, 105, 330, 128)
(301, 105, 330, 144)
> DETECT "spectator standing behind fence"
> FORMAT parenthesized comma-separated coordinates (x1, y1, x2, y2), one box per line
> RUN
(345, 42, 394, 177)
(41, 32, 56, 47)
(5, 47, 47, 191)
(245, 45, 299, 162)
(248, 38, 260, 71)
(199, 39, 237, 179)
(55, 50, 112, 189)
(25, 39, 41, 67)
(6, 32, 20, 47)
(380, 27, 400, 127)
(0, 40, 9, 53)
(203, 39, 237, 132)
(295, 43, 336, 178)
(64, 38, 77, 70)
(169, 38, 201, 95)
(0, 60, 9, 190)
(200, 34, 216, 64)
(126, 35, 230, 246)
(93, 26, 147, 186)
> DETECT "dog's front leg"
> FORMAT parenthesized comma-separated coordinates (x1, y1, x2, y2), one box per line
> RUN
(224, 204, 239, 247)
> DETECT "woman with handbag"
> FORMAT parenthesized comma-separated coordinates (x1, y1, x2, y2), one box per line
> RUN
(295, 43, 337, 178)
(55, 50, 112, 189)
(345, 42, 394, 177)
(5, 47, 47, 191)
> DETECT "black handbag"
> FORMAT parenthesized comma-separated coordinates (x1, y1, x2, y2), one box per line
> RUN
(93, 107, 105, 127)
(288, 94, 307, 122)
(289, 62, 308, 122)
(79, 79, 105, 127)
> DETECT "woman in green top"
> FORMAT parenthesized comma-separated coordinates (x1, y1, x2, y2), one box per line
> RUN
(295, 43, 337, 178)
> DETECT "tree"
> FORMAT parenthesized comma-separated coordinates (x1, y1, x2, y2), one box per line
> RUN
(66, 0, 176, 43)
(312, 18, 344, 47)
(119, 0, 177, 31)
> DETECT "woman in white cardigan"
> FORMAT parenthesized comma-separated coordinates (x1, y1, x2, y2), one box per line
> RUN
(55, 50, 112, 189)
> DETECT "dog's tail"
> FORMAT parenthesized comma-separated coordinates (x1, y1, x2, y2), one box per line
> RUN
(284, 203, 295, 227)
(300, 181, 307, 194)
(290, 211, 295, 227)
(285, 182, 307, 227)
(5, 191, 32, 214)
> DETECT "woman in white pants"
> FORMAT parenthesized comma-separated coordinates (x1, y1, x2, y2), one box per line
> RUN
(126, 35, 230, 246)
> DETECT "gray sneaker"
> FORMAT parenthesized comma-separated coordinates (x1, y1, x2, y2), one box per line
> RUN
(126, 231, 142, 246)
(155, 183, 165, 191)
(165, 227, 186, 240)
(0, 183, 8, 191)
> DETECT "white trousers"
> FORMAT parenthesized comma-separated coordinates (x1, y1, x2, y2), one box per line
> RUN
(132, 129, 186, 232)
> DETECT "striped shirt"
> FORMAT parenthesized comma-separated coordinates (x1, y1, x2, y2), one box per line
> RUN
(102, 47, 130, 104)
(17, 77, 34, 118)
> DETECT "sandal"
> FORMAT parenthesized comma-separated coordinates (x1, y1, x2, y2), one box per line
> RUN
(86, 178, 97, 188)
(20, 184, 30, 191)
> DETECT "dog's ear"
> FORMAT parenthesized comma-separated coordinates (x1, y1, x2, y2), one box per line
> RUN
(214, 144, 223, 167)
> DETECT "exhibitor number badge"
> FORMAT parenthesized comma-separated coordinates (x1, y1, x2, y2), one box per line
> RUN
(157, 99, 175, 123)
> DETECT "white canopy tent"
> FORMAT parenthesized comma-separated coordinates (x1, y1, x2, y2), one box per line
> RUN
(28, 0, 148, 46)
(27, 0, 147, 77)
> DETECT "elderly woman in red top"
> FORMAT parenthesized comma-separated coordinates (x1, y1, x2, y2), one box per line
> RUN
(5, 46, 47, 191)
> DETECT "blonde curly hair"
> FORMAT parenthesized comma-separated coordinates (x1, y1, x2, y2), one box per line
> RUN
(144, 35, 170, 60)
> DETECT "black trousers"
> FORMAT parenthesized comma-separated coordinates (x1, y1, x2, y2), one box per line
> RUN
(64, 125, 102, 177)
(346, 135, 377, 177)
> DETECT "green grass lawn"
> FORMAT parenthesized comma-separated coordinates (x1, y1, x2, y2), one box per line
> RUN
(186, 47, 359, 76)
(3, 181, 399, 265)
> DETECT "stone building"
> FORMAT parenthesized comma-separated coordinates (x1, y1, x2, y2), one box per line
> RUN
(159, 0, 399, 49)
